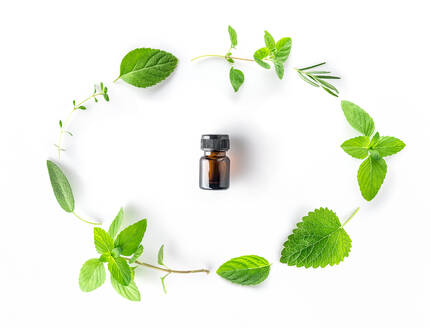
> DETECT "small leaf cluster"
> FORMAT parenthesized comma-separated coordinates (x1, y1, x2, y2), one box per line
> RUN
(295, 62, 341, 97)
(92, 82, 109, 103)
(79, 208, 145, 301)
(253, 30, 292, 79)
(341, 101, 405, 201)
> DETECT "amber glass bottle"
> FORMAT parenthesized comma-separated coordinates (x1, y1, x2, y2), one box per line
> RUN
(199, 134, 230, 190)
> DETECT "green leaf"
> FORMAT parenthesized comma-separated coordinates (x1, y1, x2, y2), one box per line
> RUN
(79, 106, 86, 110)
(94, 227, 114, 254)
(59, 120, 62, 128)
(264, 30, 275, 51)
(129, 245, 144, 264)
(228, 25, 237, 48)
(253, 47, 270, 69)
(216, 255, 270, 285)
(79, 259, 106, 292)
(341, 101, 375, 136)
(369, 132, 380, 148)
(99, 252, 111, 262)
(373, 136, 405, 157)
(111, 247, 121, 258)
(157, 245, 165, 266)
(47, 160, 75, 213)
(297, 71, 319, 87)
(108, 208, 124, 239)
(341, 136, 370, 159)
(114, 219, 147, 256)
(357, 156, 387, 201)
(229, 67, 244, 92)
(275, 37, 292, 62)
(108, 256, 131, 286)
(111, 275, 141, 301)
(298, 62, 326, 71)
(160, 273, 170, 293)
(117, 48, 178, 88)
(274, 61, 284, 79)
(103, 93, 109, 102)
(280, 208, 352, 268)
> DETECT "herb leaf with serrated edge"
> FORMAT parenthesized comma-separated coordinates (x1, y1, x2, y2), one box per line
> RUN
(115, 48, 178, 88)
(341, 136, 371, 159)
(79, 259, 106, 292)
(111, 274, 141, 301)
(108, 208, 124, 239)
(217, 255, 270, 285)
(94, 228, 114, 254)
(357, 156, 387, 201)
(280, 208, 358, 268)
(108, 256, 131, 286)
(114, 219, 147, 256)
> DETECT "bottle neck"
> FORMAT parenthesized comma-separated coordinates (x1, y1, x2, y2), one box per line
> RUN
(203, 151, 226, 157)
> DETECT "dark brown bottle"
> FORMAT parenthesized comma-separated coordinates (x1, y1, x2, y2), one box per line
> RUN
(199, 135, 230, 190)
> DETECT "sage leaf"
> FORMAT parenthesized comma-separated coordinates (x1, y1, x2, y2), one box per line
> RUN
(357, 156, 387, 201)
(79, 258, 106, 292)
(111, 275, 141, 301)
(47, 160, 74, 213)
(108, 256, 131, 286)
(94, 227, 114, 254)
(341, 101, 375, 136)
(280, 208, 352, 268)
(217, 255, 270, 286)
(114, 219, 147, 256)
(341, 136, 370, 159)
(229, 67, 244, 92)
(373, 136, 406, 157)
(117, 48, 178, 88)
(228, 25, 237, 48)
(108, 208, 124, 239)
(157, 245, 165, 266)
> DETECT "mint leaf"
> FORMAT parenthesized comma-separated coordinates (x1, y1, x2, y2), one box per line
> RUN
(228, 25, 237, 48)
(264, 30, 275, 51)
(117, 48, 178, 88)
(108, 208, 124, 239)
(229, 67, 244, 92)
(79, 259, 106, 292)
(275, 37, 292, 62)
(111, 275, 140, 301)
(341, 101, 375, 136)
(129, 245, 144, 264)
(357, 156, 387, 201)
(114, 219, 147, 256)
(274, 61, 284, 79)
(47, 160, 74, 213)
(108, 256, 131, 286)
(341, 136, 370, 159)
(94, 227, 114, 254)
(216, 255, 270, 285)
(253, 47, 270, 69)
(280, 208, 353, 268)
(157, 245, 165, 266)
(373, 136, 405, 157)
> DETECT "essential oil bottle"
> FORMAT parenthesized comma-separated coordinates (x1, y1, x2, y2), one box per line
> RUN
(199, 134, 230, 190)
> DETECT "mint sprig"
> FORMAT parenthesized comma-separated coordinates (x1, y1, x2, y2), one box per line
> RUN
(341, 101, 406, 201)
(191, 26, 292, 92)
(79, 210, 209, 301)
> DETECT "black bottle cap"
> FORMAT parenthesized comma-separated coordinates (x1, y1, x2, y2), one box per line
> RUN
(201, 134, 230, 151)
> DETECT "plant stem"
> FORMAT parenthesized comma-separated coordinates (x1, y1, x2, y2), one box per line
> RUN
(342, 207, 360, 227)
(113, 76, 120, 83)
(191, 54, 254, 62)
(123, 257, 210, 274)
(72, 211, 102, 225)
(56, 92, 104, 159)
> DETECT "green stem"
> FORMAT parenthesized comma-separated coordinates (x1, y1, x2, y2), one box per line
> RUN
(342, 207, 360, 227)
(123, 257, 209, 274)
(56, 92, 104, 160)
(191, 54, 254, 62)
(72, 211, 102, 225)
(113, 76, 120, 83)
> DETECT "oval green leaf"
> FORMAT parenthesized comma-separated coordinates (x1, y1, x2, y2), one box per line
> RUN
(341, 136, 370, 159)
(108, 256, 131, 286)
(114, 219, 147, 256)
(357, 156, 387, 201)
(341, 101, 375, 136)
(217, 255, 270, 286)
(79, 258, 106, 292)
(94, 227, 114, 254)
(47, 160, 74, 212)
(117, 48, 178, 88)
(253, 47, 270, 69)
(229, 67, 244, 92)
(108, 208, 124, 239)
(111, 275, 141, 301)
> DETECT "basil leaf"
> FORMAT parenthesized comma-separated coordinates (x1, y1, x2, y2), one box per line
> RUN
(341, 101, 375, 136)
(47, 160, 74, 213)
(94, 227, 114, 254)
(79, 259, 106, 292)
(114, 219, 147, 256)
(108, 208, 124, 239)
(111, 275, 141, 301)
(108, 256, 131, 286)
(117, 48, 178, 88)
(229, 67, 244, 92)
(217, 255, 270, 286)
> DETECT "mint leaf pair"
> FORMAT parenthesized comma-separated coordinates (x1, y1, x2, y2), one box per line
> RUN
(254, 31, 292, 79)
(280, 208, 358, 268)
(341, 101, 406, 201)
(79, 208, 146, 301)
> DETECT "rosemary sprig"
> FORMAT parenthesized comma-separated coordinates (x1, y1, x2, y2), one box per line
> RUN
(295, 62, 340, 97)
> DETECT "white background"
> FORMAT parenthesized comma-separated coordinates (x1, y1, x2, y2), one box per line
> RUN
(1, 0, 429, 327)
